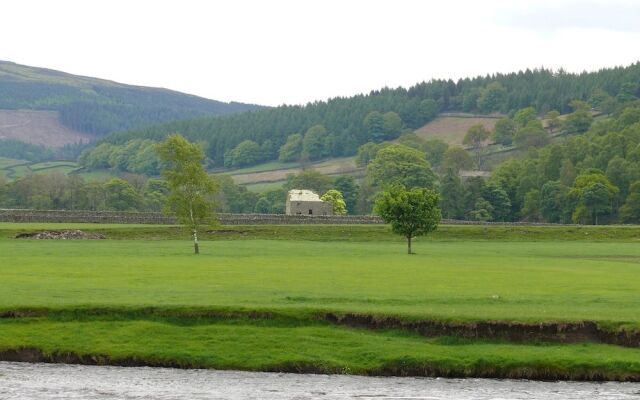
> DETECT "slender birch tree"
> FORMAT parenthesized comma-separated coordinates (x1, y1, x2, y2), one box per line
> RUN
(157, 134, 218, 254)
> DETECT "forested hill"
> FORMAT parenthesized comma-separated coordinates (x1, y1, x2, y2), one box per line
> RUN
(103, 62, 640, 166)
(0, 60, 262, 136)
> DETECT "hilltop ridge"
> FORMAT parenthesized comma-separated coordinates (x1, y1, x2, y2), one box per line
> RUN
(0, 60, 263, 144)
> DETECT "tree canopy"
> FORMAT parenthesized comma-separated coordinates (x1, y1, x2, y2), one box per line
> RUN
(374, 185, 441, 254)
(156, 134, 219, 254)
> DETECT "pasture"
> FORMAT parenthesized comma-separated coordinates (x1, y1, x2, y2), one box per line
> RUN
(1, 232, 639, 324)
(0, 158, 119, 182)
(225, 156, 362, 189)
(1, 223, 639, 379)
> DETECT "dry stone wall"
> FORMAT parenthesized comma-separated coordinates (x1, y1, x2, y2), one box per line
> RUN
(0, 209, 384, 225)
(0, 209, 571, 226)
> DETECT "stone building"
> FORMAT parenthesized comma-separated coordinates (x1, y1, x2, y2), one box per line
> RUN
(285, 189, 333, 216)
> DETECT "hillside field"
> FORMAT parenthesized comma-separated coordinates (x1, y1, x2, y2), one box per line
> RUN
(226, 156, 362, 189)
(414, 114, 501, 145)
(0, 157, 123, 182)
(0, 158, 83, 180)
(1, 223, 639, 380)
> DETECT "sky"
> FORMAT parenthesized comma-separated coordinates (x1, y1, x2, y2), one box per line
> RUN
(2, 0, 639, 106)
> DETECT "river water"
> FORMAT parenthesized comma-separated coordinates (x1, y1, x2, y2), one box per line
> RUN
(0, 362, 639, 399)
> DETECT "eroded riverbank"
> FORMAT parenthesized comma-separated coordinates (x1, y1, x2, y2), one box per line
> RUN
(1, 311, 640, 382)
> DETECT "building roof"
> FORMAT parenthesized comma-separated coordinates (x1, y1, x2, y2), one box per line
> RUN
(287, 189, 322, 202)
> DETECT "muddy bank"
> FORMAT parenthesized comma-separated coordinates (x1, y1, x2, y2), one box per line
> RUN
(1, 347, 638, 382)
(322, 313, 640, 348)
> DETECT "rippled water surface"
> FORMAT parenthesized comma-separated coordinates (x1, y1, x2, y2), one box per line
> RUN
(1, 362, 639, 399)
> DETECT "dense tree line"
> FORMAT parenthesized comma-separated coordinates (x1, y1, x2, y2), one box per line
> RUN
(439, 102, 640, 224)
(344, 97, 640, 224)
(75, 98, 640, 224)
(0, 139, 55, 161)
(7, 98, 640, 225)
(78, 140, 163, 175)
(105, 94, 439, 167)
(0, 139, 91, 162)
(102, 63, 640, 169)
(0, 167, 358, 218)
(0, 173, 167, 212)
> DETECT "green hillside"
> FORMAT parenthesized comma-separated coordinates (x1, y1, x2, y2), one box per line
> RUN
(0, 60, 262, 138)
(101, 62, 640, 167)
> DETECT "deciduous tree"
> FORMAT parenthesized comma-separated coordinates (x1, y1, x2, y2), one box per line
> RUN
(463, 124, 490, 167)
(157, 134, 219, 254)
(104, 178, 141, 211)
(321, 189, 347, 215)
(620, 181, 640, 223)
(278, 134, 303, 162)
(368, 144, 437, 189)
(374, 185, 441, 254)
(492, 118, 516, 145)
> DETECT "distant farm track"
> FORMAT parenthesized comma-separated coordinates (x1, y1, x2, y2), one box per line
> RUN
(0, 110, 93, 147)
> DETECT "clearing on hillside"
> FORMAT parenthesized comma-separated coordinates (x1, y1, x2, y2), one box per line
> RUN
(0, 109, 93, 147)
(415, 114, 501, 145)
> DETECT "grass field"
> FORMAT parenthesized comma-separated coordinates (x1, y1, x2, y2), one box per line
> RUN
(222, 160, 299, 175)
(0, 159, 119, 182)
(1, 223, 639, 380)
(242, 181, 287, 192)
(29, 160, 80, 170)
(0, 159, 83, 180)
(0, 157, 27, 169)
(228, 157, 361, 188)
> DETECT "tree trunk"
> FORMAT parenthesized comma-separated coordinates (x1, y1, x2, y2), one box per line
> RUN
(407, 235, 412, 254)
(193, 228, 200, 255)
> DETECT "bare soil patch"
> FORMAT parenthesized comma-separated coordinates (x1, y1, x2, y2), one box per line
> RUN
(15, 230, 105, 240)
(415, 116, 500, 145)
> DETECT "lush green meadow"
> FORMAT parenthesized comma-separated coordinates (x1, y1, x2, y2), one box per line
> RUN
(1, 223, 639, 379)
(2, 237, 640, 323)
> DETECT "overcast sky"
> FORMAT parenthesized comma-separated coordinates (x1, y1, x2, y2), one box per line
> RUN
(2, 0, 639, 106)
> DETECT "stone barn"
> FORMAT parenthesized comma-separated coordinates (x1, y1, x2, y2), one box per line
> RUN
(285, 189, 333, 216)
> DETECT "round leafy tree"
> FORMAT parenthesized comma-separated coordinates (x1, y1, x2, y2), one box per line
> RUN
(374, 185, 441, 254)
(321, 189, 347, 215)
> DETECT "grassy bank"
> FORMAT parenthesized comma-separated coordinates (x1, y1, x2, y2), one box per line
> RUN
(1, 223, 640, 380)
(2, 318, 640, 381)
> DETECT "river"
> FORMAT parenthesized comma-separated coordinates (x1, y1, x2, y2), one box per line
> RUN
(0, 362, 639, 399)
